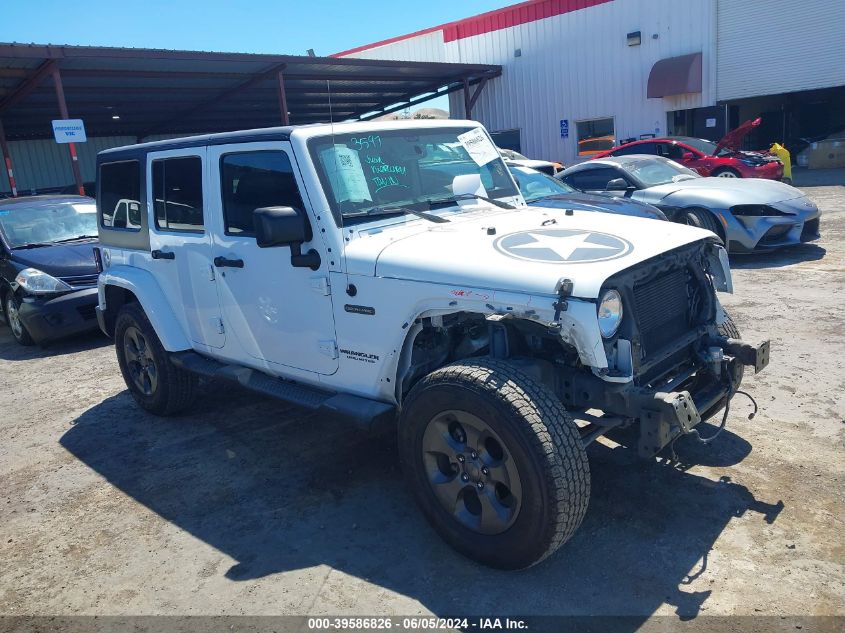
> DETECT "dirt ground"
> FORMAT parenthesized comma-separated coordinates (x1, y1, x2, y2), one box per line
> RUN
(0, 181, 843, 625)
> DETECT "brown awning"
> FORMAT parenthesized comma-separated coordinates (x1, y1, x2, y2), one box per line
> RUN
(647, 52, 702, 98)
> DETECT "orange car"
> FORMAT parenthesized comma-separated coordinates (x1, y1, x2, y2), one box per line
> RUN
(578, 135, 616, 156)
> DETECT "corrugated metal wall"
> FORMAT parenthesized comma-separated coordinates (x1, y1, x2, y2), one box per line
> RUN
(343, 0, 717, 164)
(716, 0, 845, 101)
(1, 136, 134, 195)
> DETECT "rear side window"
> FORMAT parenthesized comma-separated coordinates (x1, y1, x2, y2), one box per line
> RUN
(614, 142, 654, 157)
(152, 156, 204, 232)
(564, 167, 621, 191)
(99, 160, 141, 231)
(220, 151, 303, 236)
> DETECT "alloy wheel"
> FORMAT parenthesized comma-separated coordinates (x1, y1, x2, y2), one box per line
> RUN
(6, 297, 23, 339)
(717, 171, 738, 178)
(421, 410, 523, 534)
(123, 326, 158, 396)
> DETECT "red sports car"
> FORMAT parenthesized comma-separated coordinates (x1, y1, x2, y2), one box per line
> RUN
(593, 118, 784, 180)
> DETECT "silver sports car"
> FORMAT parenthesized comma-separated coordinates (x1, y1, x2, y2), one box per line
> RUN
(558, 155, 821, 253)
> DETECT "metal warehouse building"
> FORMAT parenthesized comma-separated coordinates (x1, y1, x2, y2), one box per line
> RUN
(335, 0, 845, 165)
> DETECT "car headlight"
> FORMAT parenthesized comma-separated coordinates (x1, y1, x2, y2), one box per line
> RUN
(730, 204, 789, 217)
(14, 268, 72, 294)
(597, 289, 623, 338)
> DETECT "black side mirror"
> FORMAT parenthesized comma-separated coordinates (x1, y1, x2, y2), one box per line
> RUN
(253, 206, 321, 270)
(605, 178, 630, 191)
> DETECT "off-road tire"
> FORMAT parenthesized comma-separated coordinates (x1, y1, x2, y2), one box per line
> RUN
(114, 302, 197, 415)
(718, 310, 744, 393)
(3, 290, 35, 346)
(399, 357, 590, 569)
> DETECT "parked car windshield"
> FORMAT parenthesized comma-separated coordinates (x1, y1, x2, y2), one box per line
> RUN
(0, 200, 98, 248)
(676, 137, 726, 156)
(510, 167, 575, 203)
(618, 158, 701, 188)
(309, 126, 519, 223)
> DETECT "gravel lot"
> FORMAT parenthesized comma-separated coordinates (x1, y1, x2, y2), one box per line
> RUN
(1, 180, 843, 623)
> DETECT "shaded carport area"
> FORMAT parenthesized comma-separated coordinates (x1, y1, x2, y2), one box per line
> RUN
(0, 43, 500, 196)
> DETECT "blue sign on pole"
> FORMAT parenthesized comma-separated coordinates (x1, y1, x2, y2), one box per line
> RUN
(560, 119, 569, 139)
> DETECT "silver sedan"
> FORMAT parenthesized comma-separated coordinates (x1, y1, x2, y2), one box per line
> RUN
(558, 155, 821, 253)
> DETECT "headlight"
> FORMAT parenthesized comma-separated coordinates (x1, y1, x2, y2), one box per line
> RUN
(730, 204, 789, 217)
(597, 289, 623, 338)
(15, 268, 72, 294)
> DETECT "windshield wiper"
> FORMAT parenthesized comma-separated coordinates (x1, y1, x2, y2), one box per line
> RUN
(363, 206, 450, 224)
(427, 193, 515, 210)
(12, 242, 52, 250)
(53, 234, 98, 243)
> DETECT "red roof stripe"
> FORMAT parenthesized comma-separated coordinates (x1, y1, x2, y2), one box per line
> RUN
(332, 0, 612, 57)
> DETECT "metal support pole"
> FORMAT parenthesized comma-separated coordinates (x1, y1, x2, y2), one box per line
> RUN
(51, 66, 85, 196)
(463, 77, 472, 119)
(277, 70, 290, 126)
(0, 119, 18, 197)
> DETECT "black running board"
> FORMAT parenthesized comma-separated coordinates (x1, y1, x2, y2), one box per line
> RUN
(170, 351, 395, 432)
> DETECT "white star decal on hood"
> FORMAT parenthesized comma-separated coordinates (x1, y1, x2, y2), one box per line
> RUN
(511, 231, 620, 261)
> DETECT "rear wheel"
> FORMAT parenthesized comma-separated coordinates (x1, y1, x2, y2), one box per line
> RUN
(713, 167, 740, 178)
(114, 302, 197, 415)
(399, 357, 590, 569)
(4, 292, 34, 346)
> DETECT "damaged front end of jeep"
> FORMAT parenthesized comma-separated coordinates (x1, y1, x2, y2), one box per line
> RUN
(551, 238, 769, 457)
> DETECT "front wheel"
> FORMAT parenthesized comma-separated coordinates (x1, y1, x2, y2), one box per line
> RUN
(399, 358, 590, 569)
(4, 292, 34, 346)
(114, 302, 197, 416)
(713, 167, 741, 178)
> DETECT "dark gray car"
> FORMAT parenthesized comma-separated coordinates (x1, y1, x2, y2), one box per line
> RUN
(558, 155, 821, 253)
(508, 165, 666, 220)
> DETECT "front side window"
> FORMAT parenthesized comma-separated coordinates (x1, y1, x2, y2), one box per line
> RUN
(576, 118, 615, 156)
(220, 151, 303, 235)
(100, 160, 141, 231)
(308, 126, 519, 224)
(152, 156, 204, 232)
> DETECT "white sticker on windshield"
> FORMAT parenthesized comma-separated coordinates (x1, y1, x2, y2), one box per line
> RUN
(319, 145, 372, 203)
(457, 128, 499, 167)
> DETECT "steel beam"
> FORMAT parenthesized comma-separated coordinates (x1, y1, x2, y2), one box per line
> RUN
(0, 59, 58, 114)
(50, 65, 85, 196)
(0, 118, 18, 196)
(277, 70, 289, 126)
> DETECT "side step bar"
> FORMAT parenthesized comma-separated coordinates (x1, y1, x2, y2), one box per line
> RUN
(170, 351, 396, 432)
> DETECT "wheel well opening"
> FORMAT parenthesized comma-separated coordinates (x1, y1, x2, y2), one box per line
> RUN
(395, 311, 578, 403)
(102, 285, 139, 337)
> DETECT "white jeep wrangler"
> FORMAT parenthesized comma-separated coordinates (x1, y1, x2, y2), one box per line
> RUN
(94, 120, 769, 569)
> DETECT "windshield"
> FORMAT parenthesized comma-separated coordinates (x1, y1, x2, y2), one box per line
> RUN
(510, 167, 575, 203)
(618, 158, 700, 188)
(309, 127, 519, 223)
(678, 137, 723, 156)
(499, 148, 529, 160)
(0, 201, 98, 248)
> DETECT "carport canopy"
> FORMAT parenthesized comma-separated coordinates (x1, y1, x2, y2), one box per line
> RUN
(0, 43, 501, 141)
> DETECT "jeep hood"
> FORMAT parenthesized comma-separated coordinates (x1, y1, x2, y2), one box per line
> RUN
(344, 206, 714, 299)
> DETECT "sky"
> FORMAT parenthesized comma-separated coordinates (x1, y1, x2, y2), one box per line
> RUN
(0, 0, 515, 57)
(1, 0, 517, 113)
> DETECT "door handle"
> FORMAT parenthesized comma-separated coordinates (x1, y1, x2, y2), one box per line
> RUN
(151, 249, 175, 260)
(213, 256, 244, 268)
